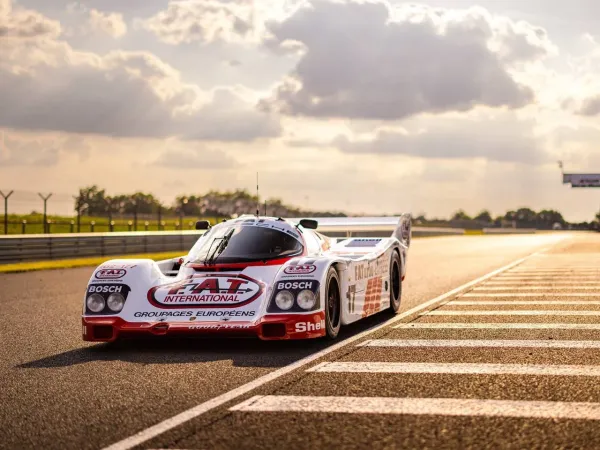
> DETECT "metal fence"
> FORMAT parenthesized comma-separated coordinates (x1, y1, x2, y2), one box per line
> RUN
(0, 231, 204, 264)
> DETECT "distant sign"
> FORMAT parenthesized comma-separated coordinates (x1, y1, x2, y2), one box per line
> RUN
(563, 173, 600, 188)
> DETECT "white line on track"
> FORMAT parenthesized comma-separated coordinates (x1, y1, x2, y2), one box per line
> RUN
(448, 300, 600, 306)
(307, 361, 600, 376)
(494, 277, 600, 280)
(508, 269, 600, 273)
(358, 339, 600, 348)
(423, 310, 600, 316)
(230, 395, 600, 421)
(501, 268, 600, 271)
(473, 286, 600, 290)
(484, 281, 600, 285)
(395, 323, 600, 329)
(101, 247, 552, 450)
(462, 293, 600, 297)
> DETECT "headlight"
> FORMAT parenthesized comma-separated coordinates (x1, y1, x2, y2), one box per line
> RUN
(86, 294, 105, 313)
(275, 290, 294, 310)
(107, 293, 125, 312)
(297, 289, 316, 310)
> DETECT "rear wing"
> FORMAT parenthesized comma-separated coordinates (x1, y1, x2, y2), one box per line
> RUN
(290, 215, 412, 248)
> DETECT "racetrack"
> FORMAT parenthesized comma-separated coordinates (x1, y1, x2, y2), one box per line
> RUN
(2, 232, 599, 449)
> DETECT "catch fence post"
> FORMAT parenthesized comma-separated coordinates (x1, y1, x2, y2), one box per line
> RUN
(38, 192, 53, 234)
(0, 190, 14, 235)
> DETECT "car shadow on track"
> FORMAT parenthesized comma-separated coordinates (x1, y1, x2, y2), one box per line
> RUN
(17, 312, 393, 370)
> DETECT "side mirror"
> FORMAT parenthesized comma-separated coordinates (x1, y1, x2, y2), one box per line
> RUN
(195, 220, 211, 230)
(299, 219, 318, 229)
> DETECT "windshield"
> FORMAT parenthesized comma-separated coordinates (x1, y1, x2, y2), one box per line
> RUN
(188, 224, 303, 263)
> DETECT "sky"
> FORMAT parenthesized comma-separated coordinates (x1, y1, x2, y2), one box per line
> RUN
(1, 0, 600, 220)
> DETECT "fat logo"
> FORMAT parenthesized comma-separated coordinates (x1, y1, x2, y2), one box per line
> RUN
(95, 269, 126, 280)
(149, 275, 263, 308)
(284, 264, 316, 275)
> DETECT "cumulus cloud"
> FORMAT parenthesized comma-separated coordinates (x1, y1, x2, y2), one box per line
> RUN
(87, 9, 127, 38)
(0, 3, 280, 141)
(0, 0, 61, 38)
(152, 147, 238, 169)
(333, 114, 548, 164)
(260, 1, 553, 120)
(142, 0, 253, 45)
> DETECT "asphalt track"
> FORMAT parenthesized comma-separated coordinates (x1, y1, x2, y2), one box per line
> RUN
(3, 232, 600, 449)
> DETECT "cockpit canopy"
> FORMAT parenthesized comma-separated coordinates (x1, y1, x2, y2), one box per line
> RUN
(188, 220, 304, 264)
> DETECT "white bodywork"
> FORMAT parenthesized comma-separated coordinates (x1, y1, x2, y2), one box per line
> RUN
(82, 215, 411, 340)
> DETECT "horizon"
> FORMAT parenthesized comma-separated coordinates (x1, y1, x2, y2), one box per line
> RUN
(0, 186, 594, 224)
(1, 0, 600, 221)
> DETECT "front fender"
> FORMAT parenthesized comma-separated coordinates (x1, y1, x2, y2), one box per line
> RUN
(83, 259, 165, 316)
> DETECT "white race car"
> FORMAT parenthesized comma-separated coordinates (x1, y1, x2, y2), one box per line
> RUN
(82, 215, 411, 342)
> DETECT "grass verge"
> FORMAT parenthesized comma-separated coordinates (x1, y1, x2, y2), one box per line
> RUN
(0, 251, 184, 274)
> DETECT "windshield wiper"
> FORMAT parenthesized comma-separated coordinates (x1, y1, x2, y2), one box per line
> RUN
(204, 230, 234, 265)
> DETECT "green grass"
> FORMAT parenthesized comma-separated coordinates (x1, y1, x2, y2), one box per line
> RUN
(464, 229, 484, 235)
(0, 251, 185, 274)
(0, 214, 224, 235)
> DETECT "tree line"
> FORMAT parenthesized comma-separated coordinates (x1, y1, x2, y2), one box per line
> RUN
(74, 186, 346, 218)
(74, 186, 598, 230)
(428, 207, 589, 230)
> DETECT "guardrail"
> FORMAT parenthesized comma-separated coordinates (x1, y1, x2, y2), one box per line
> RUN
(0, 231, 204, 264)
(0, 225, 535, 264)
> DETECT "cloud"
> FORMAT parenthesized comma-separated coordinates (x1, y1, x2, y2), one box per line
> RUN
(141, 0, 253, 45)
(181, 88, 281, 141)
(151, 147, 238, 169)
(577, 95, 600, 116)
(333, 113, 548, 164)
(259, 1, 553, 120)
(0, 132, 60, 166)
(0, 0, 61, 38)
(0, 3, 280, 141)
(87, 9, 127, 38)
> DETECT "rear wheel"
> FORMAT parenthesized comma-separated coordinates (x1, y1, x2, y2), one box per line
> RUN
(388, 251, 402, 313)
(324, 267, 341, 339)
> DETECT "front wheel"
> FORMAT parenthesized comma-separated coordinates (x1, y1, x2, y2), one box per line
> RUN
(324, 267, 341, 339)
(388, 251, 402, 313)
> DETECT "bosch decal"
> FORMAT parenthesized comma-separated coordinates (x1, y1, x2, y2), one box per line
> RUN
(277, 281, 316, 290)
(95, 269, 126, 280)
(148, 274, 263, 308)
(88, 285, 125, 294)
(284, 264, 316, 275)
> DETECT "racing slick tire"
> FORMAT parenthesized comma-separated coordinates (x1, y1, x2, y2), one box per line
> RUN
(324, 266, 341, 339)
(388, 250, 402, 314)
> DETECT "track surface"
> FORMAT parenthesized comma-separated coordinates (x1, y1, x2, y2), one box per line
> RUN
(2, 232, 599, 449)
